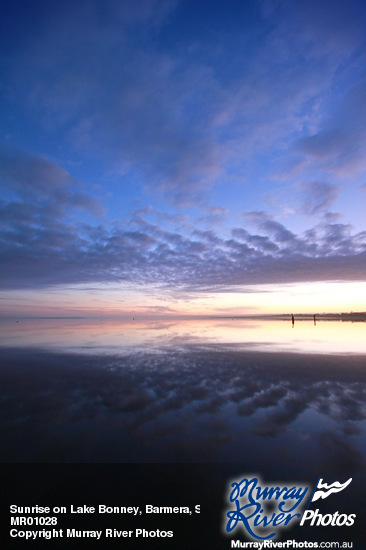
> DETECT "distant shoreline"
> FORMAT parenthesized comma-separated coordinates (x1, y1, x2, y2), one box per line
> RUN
(1, 311, 365, 322)
(216, 312, 366, 322)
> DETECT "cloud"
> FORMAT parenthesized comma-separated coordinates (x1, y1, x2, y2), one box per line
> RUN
(298, 181, 338, 215)
(3, 0, 226, 205)
(4, 0, 365, 208)
(291, 76, 366, 178)
(0, 147, 103, 216)
(198, 206, 229, 226)
(1, 179, 366, 290)
(0, 153, 365, 291)
(295, 130, 350, 160)
(245, 211, 297, 244)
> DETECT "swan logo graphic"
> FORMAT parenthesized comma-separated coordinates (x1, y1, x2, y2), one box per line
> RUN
(309, 477, 352, 503)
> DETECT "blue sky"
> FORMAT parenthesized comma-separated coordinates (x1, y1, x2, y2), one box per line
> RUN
(0, 0, 365, 316)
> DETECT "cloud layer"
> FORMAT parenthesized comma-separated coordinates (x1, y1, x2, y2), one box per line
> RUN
(0, 149, 365, 290)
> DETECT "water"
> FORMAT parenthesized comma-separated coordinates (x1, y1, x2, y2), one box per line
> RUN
(2, 316, 365, 544)
(1, 317, 365, 468)
(1, 316, 365, 355)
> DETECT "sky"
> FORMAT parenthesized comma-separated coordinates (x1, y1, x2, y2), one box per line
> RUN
(0, 0, 365, 317)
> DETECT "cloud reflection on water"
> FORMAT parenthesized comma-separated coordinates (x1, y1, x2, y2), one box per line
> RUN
(1, 348, 365, 477)
(1, 317, 366, 354)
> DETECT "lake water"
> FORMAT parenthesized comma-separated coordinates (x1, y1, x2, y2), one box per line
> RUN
(1, 317, 365, 544)
(1, 317, 365, 467)
(1, 316, 365, 355)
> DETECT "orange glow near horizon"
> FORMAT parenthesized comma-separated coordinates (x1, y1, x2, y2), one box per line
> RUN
(1, 315, 365, 355)
(0, 280, 365, 318)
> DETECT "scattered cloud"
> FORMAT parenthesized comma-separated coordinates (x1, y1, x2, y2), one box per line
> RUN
(0, 147, 103, 216)
(198, 206, 229, 226)
(1, 159, 366, 291)
(298, 181, 338, 215)
(3, 0, 366, 205)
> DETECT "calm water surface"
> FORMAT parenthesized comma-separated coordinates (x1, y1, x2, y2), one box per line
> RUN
(1, 316, 365, 354)
(1, 317, 365, 477)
